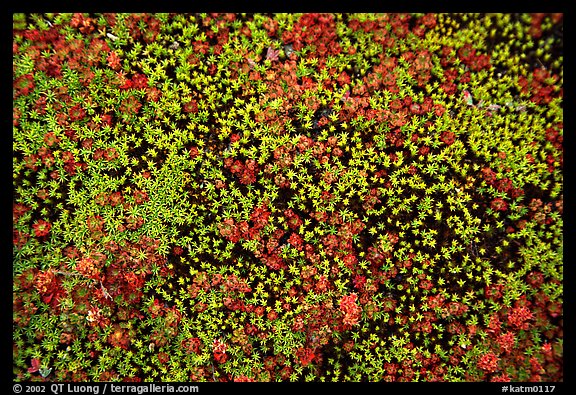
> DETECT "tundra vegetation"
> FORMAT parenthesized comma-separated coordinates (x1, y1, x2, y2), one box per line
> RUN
(13, 13, 562, 382)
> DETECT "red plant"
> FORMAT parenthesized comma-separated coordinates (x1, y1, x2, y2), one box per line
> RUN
(490, 373, 511, 382)
(119, 95, 142, 115)
(95, 192, 109, 206)
(104, 147, 119, 161)
(68, 104, 86, 121)
(28, 358, 41, 374)
(495, 178, 513, 194)
(106, 51, 121, 70)
(339, 293, 361, 328)
(296, 346, 316, 366)
(13, 73, 35, 97)
(440, 131, 456, 145)
(218, 218, 241, 242)
(13, 203, 30, 222)
(86, 306, 109, 329)
(284, 209, 303, 230)
(34, 269, 64, 307)
(234, 375, 256, 382)
(289, 315, 305, 333)
(86, 215, 105, 234)
(32, 220, 51, 237)
(108, 325, 131, 349)
(547, 301, 562, 318)
(266, 46, 279, 61)
(13, 229, 30, 250)
(213, 338, 228, 363)
(224, 158, 259, 185)
(158, 352, 170, 364)
(507, 305, 533, 330)
(75, 256, 101, 280)
(131, 73, 149, 89)
(477, 352, 500, 373)
(172, 246, 184, 256)
(491, 198, 508, 212)
(250, 205, 270, 230)
(419, 278, 433, 290)
(497, 331, 516, 354)
(182, 337, 202, 354)
(108, 191, 124, 207)
(526, 271, 544, 287)
(184, 99, 199, 114)
(133, 189, 149, 204)
(70, 13, 95, 34)
(261, 252, 286, 270)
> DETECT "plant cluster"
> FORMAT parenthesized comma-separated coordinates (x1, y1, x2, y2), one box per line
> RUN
(13, 13, 562, 382)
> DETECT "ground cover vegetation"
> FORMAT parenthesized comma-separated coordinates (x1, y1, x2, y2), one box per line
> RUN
(13, 13, 562, 382)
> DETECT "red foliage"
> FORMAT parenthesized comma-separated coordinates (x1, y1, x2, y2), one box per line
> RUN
(107, 51, 121, 70)
(182, 337, 202, 354)
(70, 13, 95, 34)
(315, 275, 331, 293)
(458, 44, 491, 71)
(122, 14, 161, 43)
(172, 246, 184, 256)
(13, 203, 30, 222)
(105, 147, 119, 161)
(157, 352, 170, 364)
(68, 104, 86, 121)
(108, 192, 124, 207)
(224, 157, 259, 185)
(76, 256, 102, 281)
(507, 305, 533, 330)
(491, 198, 508, 212)
(184, 99, 199, 114)
(285, 232, 302, 251)
(490, 373, 511, 382)
(32, 220, 51, 237)
(218, 218, 241, 242)
(497, 331, 516, 354)
(547, 301, 562, 318)
(13, 73, 35, 97)
(213, 338, 228, 363)
(13, 229, 30, 250)
(86, 306, 109, 329)
(526, 271, 544, 287)
(28, 358, 41, 373)
(119, 95, 142, 115)
(131, 73, 149, 89)
(99, 237, 165, 308)
(339, 293, 362, 328)
(108, 325, 131, 349)
(296, 346, 316, 366)
(34, 269, 64, 308)
(444, 301, 469, 318)
(284, 209, 303, 230)
(261, 252, 286, 270)
(222, 274, 251, 294)
(133, 190, 149, 204)
(519, 67, 561, 105)
(234, 375, 256, 382)
(249, 205, 270, 231)
(495, 178, 513, 194)
(477, 352, 500, 373)
(440, 131, 456, 145)
(419, 279, 433, 290)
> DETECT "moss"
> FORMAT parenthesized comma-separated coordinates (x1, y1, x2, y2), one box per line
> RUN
(13, 13, 562, 382)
